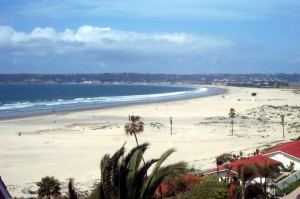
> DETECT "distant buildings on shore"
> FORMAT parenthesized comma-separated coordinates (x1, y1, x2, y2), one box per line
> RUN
(0, 73, 297, 87)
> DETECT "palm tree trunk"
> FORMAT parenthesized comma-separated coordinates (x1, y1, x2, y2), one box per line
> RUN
(217, 165, 219, 181)
(264, 180, 267, 199)
(133, 133, 139, 146)
(134, 133, 145, 164)
(241, 178, 245, 199)
(231, 118, 234, 135)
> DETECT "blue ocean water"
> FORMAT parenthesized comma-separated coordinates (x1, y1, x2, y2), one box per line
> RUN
(0, 84, 221, 118)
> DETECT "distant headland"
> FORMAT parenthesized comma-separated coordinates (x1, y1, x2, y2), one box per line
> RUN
(0, 73, 299, 87)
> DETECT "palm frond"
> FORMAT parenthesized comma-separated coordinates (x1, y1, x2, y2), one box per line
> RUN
(124, 143, 149, 166)
(103, 161, 114, 198)
(125, 115, 144, 137)
(142, 161, 188, 197)
(129, 159, 158, 199)
(238, 163, 257, 181)
(142, 148, 176, 195)
(124, 123, 133, 136)
(151, 148, 176, 174)
(98, 142, 190, 199)
(111, 144, 125, 197)
(176, 181, 228, 199)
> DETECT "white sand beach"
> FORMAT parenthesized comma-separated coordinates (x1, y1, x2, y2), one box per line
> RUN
(1, 86, 299, 197)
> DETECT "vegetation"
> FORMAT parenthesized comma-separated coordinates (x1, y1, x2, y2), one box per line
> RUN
(163, 175, 199, 197)
(282, 177, 300, 195)
(255, 162, 280, 198)
(246, 183, 264, 199)
(216, 153, 234, 180)
(237, 164, 258, 199)
(36, 176, 61, 199)
(276, 178, 300, 196)
(175, 178, 229, 199)
(281, 161, 295, 172)
(124, 115, 144, 146)
(68, 178, 78, 199)
(32, 147, 293, 199)
(94, 142, 188, 199)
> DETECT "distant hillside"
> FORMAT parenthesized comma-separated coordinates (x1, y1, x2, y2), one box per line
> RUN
(0, 73, 299, 87)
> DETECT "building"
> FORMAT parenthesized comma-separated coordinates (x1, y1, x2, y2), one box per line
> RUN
(263, 140, 300, 171)
(204, 155, 281, 180)
(204, 140, 300, 179)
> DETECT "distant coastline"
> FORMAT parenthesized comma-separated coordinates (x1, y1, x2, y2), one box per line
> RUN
(0, 73, 297, 86)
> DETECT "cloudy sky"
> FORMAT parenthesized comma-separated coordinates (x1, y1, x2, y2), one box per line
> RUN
(0, 1, 299, 74)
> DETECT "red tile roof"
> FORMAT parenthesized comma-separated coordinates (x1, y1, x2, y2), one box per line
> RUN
(205, 155, 281, 175)
(204, 140, 300, 177)
(263, 140, 300, 160)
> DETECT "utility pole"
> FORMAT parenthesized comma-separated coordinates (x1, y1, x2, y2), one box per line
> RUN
(170, 117, 173, 135)
(281, 115, 285, 138)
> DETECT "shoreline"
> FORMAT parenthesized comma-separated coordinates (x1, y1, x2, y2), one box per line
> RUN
(0, 85, 226, 121)
(1, 86, 299, 197)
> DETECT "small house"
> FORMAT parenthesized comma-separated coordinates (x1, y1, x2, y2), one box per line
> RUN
(263, 140, 300, 170)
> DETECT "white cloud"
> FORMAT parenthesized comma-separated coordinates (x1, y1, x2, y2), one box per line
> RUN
(0, 26, 29, 43)
(3, 25, 267, 74)
(31, 27, 59, 40)
(0, 25, 235, 55)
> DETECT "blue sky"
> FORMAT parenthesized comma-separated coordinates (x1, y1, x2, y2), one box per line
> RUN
(0, 0, 299, 74)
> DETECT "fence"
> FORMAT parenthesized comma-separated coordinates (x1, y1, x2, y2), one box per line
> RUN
(276, 170, 300, 190)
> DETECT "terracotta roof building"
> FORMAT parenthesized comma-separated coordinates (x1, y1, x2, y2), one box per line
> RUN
(263, 140, 300, 170)
(204, 140, 300, 179)
(204, 155, 281, 179)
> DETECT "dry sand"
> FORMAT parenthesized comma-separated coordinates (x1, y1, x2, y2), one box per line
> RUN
(1, 86, 299, 197)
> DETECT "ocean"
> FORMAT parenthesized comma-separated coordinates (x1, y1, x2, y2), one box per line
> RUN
(0, 84, 222, 119)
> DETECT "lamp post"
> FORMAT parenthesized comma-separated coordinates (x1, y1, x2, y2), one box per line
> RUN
(281, 115, 285, 138)
(170, 117, 173, 135)
(251, 92, 257, 101)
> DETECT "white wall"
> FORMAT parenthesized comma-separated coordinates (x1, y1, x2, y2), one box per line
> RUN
(265, 152, 300, 170)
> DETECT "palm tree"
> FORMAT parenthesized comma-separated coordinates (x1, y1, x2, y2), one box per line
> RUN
(237, 164, 257, 199)
(216, 153, 234, 181)
(124, 115, 144, 146)
(229, 108, 236, 135)
(224, 163, 234, 184)
(246, 183, 263, 199)
(36, 176, 61, 199)
(164, 175, 198, 197)
(97, 142, 188, 199)
(281, 161, 295, 172)
(68, 178, 78, 199)
(255, 162, 279, 199)
(216, 156, 224, 181)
